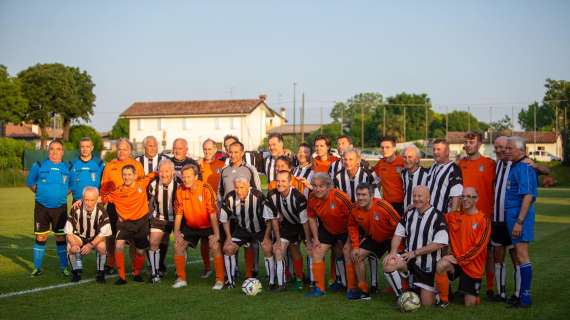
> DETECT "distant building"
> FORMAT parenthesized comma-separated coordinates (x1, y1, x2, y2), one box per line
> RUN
(268, 124, 322, 138)
(120, 95, 286, 156)
(2, 122, 63, 147)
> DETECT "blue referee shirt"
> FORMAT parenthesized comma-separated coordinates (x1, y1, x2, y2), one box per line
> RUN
(505, 157, 537, 210)
(26, 160, 70, 208)
(69, 157, 105, 201)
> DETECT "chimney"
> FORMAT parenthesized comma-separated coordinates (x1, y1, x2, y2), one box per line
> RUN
(280, 107, 286, 119)
(258, 94, 267, 101)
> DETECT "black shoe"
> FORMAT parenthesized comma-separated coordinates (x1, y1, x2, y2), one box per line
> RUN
(71, 271, 81, 282)
(489, 294, 507, 302)
(96, 271, 105, 283)
(115, 278, 127, 285)
(133, 275, 144, 282)
(506, 295, 519, 306)
(507, 299, 530, 308)
(369, 286, 378, 294)
(486, 289, 494, 299)
(268, 284, 277, 291)
(275, 285, 287, 292)
(252, 270, 259, 278)
(104, 266, 116, 275)
(224, 281, 235, 289)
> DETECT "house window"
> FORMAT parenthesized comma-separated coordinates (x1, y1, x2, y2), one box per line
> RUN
(137, 119, 143, 131)
(538, 146, 545, 151)
(230, 117, 236, 130)
(157, 119, 163, 130)
(214, 118, 221, 130)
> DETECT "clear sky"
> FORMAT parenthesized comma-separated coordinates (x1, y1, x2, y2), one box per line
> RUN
(1, 0, 569, 131)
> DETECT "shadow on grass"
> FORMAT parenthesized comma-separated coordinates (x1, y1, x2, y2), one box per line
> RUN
(0, 234, 38, 273)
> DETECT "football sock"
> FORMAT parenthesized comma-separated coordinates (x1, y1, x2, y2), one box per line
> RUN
(519, 262, 532, 305)
(313, 261, 326, 292)
(56, 241, 68, 271)
(514, 264, 521, 298)
(486, 262, 495, 291)
(148, 249, 160, 276)
(307, 256, 314, 282)
(329, 253, 336, 282)
(174, 255, 186, 281)
(159, 243, 168, 271)
(495, 262, 507, 298)
(368, 256, 379, 287)
(33, 240, 46, 270)
(214, 256, 224, 283)
(68, 252, 83, 271)
(107, 252, 115, 268)
(264, 256, 276, 285)
(384, 271, 403, 297)
(435, 273, 449, 303)
(133, 252, 145, 276)
(224, 255, 236, 284)
(116, 251, 126, 280)
(293, 258, 303, 279)
(276, 259, 285, 286)
(335, 257, 346, 286)
(358, 281, 369, 294)
(96, 253, 106, 271)
(200, 239, 210, 271)
(245, 247, 255, 278)
(345, 261, 356, 289)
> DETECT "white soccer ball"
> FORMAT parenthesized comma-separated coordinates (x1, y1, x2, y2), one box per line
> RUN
(398, 291, 421, 312)
(241, 278, 262, 296)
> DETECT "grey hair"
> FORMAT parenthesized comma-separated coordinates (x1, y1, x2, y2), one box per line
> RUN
(494, 136, 508, 144)
(82, 186, 99, 198)
(158, 158, 174, 171)
(117, 137, 133, 150)
(508, 136, 526, 151)
(311, 172, 333, 187)
(202, 138, 217, 147)
(343, 147, 361, 159)
(234, 176, 249, 185)
(143, 135, 158, 147)
(173, 138, 188, 148)
(403, 145, 421, 159)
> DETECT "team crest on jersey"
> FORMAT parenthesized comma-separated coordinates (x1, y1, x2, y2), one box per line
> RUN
(472, 223, 478, 230)
(216, 168, 221, 174)
(62, 176, 67, 184)
(198, 195, 203, 202)
(330, 202, 336, 209)
(91, 173, 96, 181)
(137, 186, 143, 193)
(396, 166, 402, 173)
(374, 213, 380, 221)
(479, 164, 485, 172)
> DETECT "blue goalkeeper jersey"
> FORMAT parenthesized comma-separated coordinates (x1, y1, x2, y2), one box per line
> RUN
(69, 157, 105, 201)
(26, 160, 70, 208)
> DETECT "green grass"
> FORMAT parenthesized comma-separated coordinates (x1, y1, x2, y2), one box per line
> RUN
(1, 187, 569, 319)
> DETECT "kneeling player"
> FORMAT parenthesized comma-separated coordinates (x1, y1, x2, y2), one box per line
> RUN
(345, 183, 400, 299)
(383, 186, 448, 306)
(172, 164, 224, 290)
(65, 187, 111, 283)
(221, 177, 273, 288)
(435, 187, 490, 307)
(264, 170, 310, 291)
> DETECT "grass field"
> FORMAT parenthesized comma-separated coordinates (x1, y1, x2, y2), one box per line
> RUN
(1, 187, 569, 319)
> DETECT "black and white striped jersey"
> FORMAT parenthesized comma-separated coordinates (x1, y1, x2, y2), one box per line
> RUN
(263, 187, 308, 225)
(426, 161, 463, 214)
(401, 167, 430, 210)
(395, 206, 448, 273)
(333, 167, 376, 202)
(293, 164, 313, 181)
(493, 160, 511, 223)
(148, 177, 179, 222)
(135, 154, 169, 175)
(220, 188, 266, 233)
(64, 205, 112, 240)
(328, 158, 370, 179)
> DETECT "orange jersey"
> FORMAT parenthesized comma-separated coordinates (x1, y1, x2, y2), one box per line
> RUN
(445, 210, 491, 279)
(348, 198, 400, 247)
(100, 159, 144, 197)
(103, 172, 156, 221)
(199, 159, 225, 193)
(175, 180, 218, 229)
(267, 176, 306, 194)
(307, 188, 351, 235)
(373, 155, 405, 203)
(458, 156, 496, 216)
(312, 155, 339, 173)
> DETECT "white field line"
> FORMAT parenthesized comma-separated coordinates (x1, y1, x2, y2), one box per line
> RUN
(0, 259, 203, 299)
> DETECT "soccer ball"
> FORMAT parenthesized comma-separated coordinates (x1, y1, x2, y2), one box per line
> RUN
(398, 291, 421, 312)
(241, 278, 262, 296)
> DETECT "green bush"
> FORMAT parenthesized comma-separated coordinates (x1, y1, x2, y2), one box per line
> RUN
(0, 168, 26, 187)
(104, 150, 117, 163)
(68, 124, 103, 151)
(0, 138, 34, 169)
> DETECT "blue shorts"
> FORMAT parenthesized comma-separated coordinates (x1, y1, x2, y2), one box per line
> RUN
(505, 207, 534, 244)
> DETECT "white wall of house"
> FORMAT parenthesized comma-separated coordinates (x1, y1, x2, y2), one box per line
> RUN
(526, 139, 563, 159)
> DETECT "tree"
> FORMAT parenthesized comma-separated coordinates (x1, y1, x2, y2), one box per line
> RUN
(110, 118, 129, 139)
(446, 111, 488, 132)
(518, 102, 555, 131)
(489, 115, 514, 134)
(61, 67, 96, 141)
(0, 65, 28, 136)
(381, 92, 433, 141)
(68, 125, 102, 152)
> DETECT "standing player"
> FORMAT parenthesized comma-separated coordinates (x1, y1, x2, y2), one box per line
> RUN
(426, 139, 463, 214)
(328, 135, 369, 177)
(69, 137, 105, 203)
(400, 145, 429, 211)
(293, 143, 314, 197)
(264, 170, 310, 291)
(136, 136, 168, 196)
(373, 136, 405, 215)
(220, 177, 273, 288)
(346, 183, 400, 300)
(170, 138, 200, 180)
(147, 159, 179, 282)
(305, 173, 352, 297)
(312, 135, 339, 173)
(27, 140, 71, 276)
(261, 133, 292, 183)
(266, 156, 308, 193)
(221, 135, 259, 167)
(101, 165, 156, 284)
(458, 131, 496, 298)
(435, 187, 491, 307)
(383, 186, 448, 306)
(65, 187, 111, 283)
(504, 137, 537, 308)
(172, 164, 225, 290)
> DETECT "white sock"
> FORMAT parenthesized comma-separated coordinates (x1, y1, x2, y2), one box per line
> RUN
(224, 255, 236, 285)
(495, 262, 506, 297)
(96, 253, 106, 271)
(265, 257, 276, 285)
(514, 265, 521, 298)
(385, 271, 403, 297)
(308, 256, 314, 282)
(335, 258, 346, 286)
(276, 259, 285, 286)
(369, 256, 379, 287)
(68, 253, 82, 271)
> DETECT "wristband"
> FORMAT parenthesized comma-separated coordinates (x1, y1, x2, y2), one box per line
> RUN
(516, 218, 524, 225)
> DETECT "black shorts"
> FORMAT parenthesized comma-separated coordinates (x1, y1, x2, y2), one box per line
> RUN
(34, 202, 67, 235)
(180, 224, 213, 248)
(449, 264, 482, 296)
(150, 218, 174, 234)
(106, 203, 118, 235)
(408, 262, 436, 292)
(116, 218, 149, 249)
(389, 202, 404, 216)
(317, 224, 347, 246)
(359, 237, 390, 258)
(491, 222, 512, 247)
(279, 222, 301, 244)
(231, 227, 265, 246)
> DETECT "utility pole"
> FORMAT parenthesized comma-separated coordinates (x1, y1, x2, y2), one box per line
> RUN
(425, 105, 428, 156)
(361, 103, 364, 148)
(467, 105, 471, 131)
(383, 105, 386, 136)
(293, 82, 297, 145)
(489, 106, 493, 144)
(340, 103, 343, 135)
(300, 93, 305, 142)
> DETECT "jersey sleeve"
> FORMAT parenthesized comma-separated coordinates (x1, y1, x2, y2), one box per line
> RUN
(432, 214, 449, 245)
(517, 165, 538, 198)
(449, 164, 463, 197)
(26, 163, 40, 188)
(204, 184, 218, 216)
(348, 209, 360, 248)
(174, 189, 184, 216)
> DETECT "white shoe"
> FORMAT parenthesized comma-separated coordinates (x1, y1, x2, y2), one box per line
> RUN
(201, 270, 213, 279)
(172, 279, 188, 288)
(151, 276, 161, 284)
(212, 281, 224, 290)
